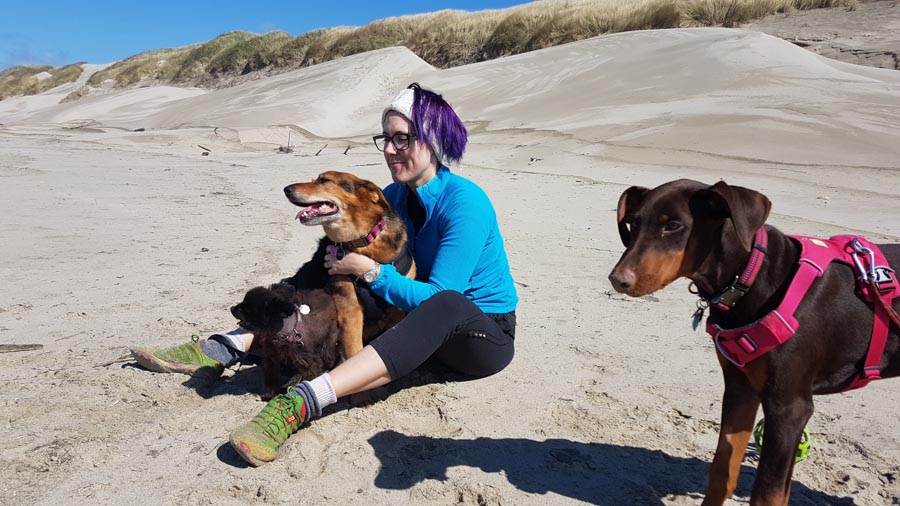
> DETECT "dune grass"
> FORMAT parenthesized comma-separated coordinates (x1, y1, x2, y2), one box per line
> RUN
(87, 47, 191, 87)
(0, 63, 86, 100)
(205, 31, 294, 77)
(2, 0, 858, 100)
(274, 27, 356, 67)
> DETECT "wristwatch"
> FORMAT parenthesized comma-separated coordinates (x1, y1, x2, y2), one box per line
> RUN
(362, 264, 381, 284)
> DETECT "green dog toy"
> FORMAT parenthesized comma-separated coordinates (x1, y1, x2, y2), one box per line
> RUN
(752, 418, 811, 463)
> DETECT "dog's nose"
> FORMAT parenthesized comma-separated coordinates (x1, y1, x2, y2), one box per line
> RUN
(608, 269, 636, 293)
(283, 185, 294, 196)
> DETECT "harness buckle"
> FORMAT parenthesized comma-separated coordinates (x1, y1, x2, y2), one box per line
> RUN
(714, 331, 748, 368)
(850, 238, 896, 292)
(710, 278, 749, 309)
(872, 267, 896, 293)
(736, 333, 758, 354)
(862, 365, 882, 381)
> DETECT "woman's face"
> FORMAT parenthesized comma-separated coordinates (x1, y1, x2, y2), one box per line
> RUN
(382, 111, 437, 188)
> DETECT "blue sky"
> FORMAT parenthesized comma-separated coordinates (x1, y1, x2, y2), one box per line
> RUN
(0, 0, 532, 71)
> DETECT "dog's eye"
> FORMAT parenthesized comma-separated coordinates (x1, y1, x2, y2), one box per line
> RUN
(316, 177, 332, 185)
(663, 221, 683, 233)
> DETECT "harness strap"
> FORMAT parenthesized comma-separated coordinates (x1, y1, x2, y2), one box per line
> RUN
(846, 278, 899, 390)
(710, 258, 824, 368)
(779, 257, 825, 317)
(708, 234, 899, 392)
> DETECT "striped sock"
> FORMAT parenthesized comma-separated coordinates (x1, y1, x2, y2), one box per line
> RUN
(309, 373, 338, 407)
(200, 335, 242, 367)
(290, 382, 320, 421)
(289, 374, 337, 421)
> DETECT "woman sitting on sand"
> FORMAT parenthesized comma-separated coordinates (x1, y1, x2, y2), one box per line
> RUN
(134, 83, 518, 465)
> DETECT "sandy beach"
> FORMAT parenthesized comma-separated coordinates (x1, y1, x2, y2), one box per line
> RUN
(2, 27, 900, 505)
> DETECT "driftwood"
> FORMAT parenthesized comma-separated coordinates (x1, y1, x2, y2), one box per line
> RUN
(343, 146, 351, 155)
(315, 144, 328, 156)
(0, 344, 43, 353)
(197, 144, 212, 152)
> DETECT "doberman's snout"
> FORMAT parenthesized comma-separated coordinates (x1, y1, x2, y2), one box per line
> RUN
(283, 185, 294, 196)
(608, 268, 636, 294)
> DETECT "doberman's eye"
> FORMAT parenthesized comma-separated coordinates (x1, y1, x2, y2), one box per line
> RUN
(663, 221, 683, 233)
(316, 177, 331, 185)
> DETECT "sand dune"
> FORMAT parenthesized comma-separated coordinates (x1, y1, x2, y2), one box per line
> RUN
(1, 28, 899, 505)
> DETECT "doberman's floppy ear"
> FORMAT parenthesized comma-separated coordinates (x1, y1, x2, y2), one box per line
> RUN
(692, 181, 771, 252)
(616, 186, 648, 246)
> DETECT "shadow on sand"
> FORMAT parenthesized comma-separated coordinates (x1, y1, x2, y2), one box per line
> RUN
(178, 355, 474, 401)
(368, 430, 856, 506)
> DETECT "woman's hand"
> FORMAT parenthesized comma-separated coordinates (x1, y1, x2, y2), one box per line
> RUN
(324, 244, 377, 278)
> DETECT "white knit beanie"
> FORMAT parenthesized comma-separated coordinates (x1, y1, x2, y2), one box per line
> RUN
(382, 87, 415, 126)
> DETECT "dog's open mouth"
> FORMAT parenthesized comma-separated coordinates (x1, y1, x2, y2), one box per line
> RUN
(294, 201, 339, 224)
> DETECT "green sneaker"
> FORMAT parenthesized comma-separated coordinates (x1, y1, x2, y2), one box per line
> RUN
(230, 389, 308, 466)
(130, 336, 225, 380)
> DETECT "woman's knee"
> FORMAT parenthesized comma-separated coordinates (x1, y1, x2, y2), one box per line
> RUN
(437, 343, 514, 377)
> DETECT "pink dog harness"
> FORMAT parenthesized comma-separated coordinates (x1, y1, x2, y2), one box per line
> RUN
(707, 232, 899, 391)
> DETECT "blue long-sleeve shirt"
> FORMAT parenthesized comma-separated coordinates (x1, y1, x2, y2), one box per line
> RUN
(369, 166, 518, 314)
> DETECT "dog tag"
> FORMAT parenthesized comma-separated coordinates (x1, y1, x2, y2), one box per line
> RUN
(299, 304, 310, 315)
(692, 307, 705, 331)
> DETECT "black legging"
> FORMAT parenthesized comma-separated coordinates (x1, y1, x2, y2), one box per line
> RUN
(370, 290, 516, 380)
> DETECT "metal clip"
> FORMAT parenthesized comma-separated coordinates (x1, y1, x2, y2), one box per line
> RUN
(849, 238, 876, 283)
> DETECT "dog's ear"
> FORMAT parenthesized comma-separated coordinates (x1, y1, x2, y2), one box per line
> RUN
(363, 181, 385, 204)
(268, 291, 296, 319)
(616, 186, 648, 247)
(269, 283, 296, 296)
(692, 181, 771, 251)
(361, 181, 391, 211)
(268, 284, 297, 317)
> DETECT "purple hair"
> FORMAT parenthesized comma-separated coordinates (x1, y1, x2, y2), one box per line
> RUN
(408, 83, 468, 165)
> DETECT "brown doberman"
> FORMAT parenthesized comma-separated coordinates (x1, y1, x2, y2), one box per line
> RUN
(608, 179, 900, 506)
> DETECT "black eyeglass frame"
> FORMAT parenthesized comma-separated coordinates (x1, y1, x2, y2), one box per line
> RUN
(372, 133, 417, 152)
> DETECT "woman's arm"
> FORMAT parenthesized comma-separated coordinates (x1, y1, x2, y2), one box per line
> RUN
(369, 194, 492, 311)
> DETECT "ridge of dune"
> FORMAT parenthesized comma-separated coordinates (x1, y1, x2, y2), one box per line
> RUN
(143, 46, 435, 137)
(0, 47, 435, 139)
(429, 28, 900, 169)
(2, 29, 899, 168)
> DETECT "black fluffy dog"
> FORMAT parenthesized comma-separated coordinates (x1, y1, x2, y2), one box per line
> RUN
(231, 284, 341, 400)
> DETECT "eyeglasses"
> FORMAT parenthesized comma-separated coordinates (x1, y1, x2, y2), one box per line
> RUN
(373, 133, 416, 152)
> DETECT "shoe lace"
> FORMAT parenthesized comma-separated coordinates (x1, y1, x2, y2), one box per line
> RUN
(254, 397, 300, 443)
(160, 336, 207, 365)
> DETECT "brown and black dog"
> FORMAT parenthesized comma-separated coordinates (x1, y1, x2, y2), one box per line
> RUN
(231, 284, 341, 401)
(282, 170, 415, 366)
(608, 179, 900, 506)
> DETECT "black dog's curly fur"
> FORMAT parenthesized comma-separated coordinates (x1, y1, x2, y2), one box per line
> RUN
(231, 284, 341, 400)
